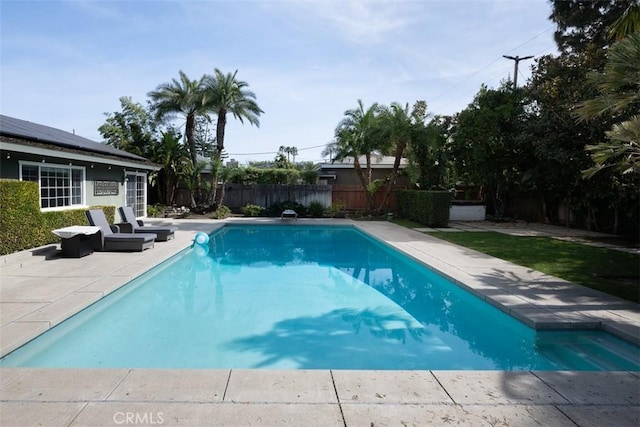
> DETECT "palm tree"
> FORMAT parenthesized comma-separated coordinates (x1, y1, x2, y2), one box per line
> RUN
(178, 160, 208, 208)
(576, 33, 640, 177)
(203, 69, 263, 157)
(148, 71, 208, 166)
(289, 146, 298, 163)
(153, 130, 188, 205)
(331, 100, 384, 212)
(608, 2, 640, 41)
(376, 101, 428, 212)
(203, 69, 263, 204)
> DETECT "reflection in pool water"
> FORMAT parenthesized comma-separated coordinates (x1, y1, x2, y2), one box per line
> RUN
(1, 225, 638, 370)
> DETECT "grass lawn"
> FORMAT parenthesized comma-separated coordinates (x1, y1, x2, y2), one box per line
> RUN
(426, 231, 640, 303)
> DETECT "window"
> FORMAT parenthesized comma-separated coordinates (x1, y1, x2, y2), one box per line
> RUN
(20, 162, 85, 210)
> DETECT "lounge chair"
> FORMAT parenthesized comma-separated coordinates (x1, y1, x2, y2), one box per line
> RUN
(85, 209, 156, 252)
(118, 206, 177, 242)
(281, 209, 298, 221)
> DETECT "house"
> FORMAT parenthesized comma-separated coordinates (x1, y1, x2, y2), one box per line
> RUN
(318, 155, 410, 186)
(318, 155, 410, 211)
(0, 115, 159, 217)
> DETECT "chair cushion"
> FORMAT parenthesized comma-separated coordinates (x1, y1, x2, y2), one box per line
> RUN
(105, 233, 156, 243)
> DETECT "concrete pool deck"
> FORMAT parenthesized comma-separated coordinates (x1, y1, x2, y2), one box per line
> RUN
(1, 218, 638, 426)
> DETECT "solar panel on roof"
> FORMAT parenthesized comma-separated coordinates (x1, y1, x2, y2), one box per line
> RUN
(0, 115, 149, 162)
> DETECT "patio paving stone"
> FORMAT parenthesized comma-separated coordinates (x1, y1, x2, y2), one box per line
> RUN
(432, 371, 570, 405)
(341, 403, 577, 427)
(534, 371, 640, 405)
(557, 404, 640, 427)
(224, 369, 336, 403)
(0, 302, 48, 325)
(332, 370, 452, 404)
(108, 369, 230, 402)
(0, 368, 129, 401)
(0, 401, 86, 427)
(71, 402, 344, 426)
(19, 291, 103, 328)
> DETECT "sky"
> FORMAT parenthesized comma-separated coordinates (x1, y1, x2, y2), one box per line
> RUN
(0, 0, 558, 164)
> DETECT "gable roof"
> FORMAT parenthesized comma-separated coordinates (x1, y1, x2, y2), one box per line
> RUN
(0, 115, 150, 164)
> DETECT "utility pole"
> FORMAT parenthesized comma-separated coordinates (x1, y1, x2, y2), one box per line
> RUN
(502, 55, 533, 88)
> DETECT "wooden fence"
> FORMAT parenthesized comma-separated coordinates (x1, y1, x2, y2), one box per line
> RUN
(176, 183, 403, 213)
(223, 184, 332, 209)
(332, 185, 402, 212)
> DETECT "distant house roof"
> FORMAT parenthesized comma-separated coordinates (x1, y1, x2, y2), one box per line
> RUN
(319, 155, 408, 169)
(0, 115, 158, 169)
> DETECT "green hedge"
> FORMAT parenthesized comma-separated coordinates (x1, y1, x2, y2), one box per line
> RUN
(228, 167, 301, 185)
(397, 190, 452, 227)
(0, 179, 116, 255)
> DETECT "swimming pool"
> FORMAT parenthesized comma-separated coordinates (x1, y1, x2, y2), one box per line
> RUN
(1, 224, 638, 370)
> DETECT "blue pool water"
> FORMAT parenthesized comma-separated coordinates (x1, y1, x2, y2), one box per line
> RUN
(2, 225, 638, 370)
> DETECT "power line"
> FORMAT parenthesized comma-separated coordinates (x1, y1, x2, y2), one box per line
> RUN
(227, 143, 327, 156)
(428, 25, 554, 104)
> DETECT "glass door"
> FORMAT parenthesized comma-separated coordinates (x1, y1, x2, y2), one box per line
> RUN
(125, 172, 146, 217)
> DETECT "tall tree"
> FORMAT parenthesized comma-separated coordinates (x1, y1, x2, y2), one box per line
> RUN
(451, 83, 534, 219)
(540, 0, 638, 233)
(148, 71, 208, 166)
(576, 32, 640, 178)
(329, 100, 384, 212)
(203, 69, 262, 205)
(99, 96, 158, 157)
(406, 115, 453, 190)
(150, 129, 188, 206)
(203, 69, 263, 157)
(608, 1, 640, 40)
(550, 0, 634, 55)
(377, 101, 428, 212)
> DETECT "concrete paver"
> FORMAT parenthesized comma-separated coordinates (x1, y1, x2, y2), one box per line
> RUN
(534, 371, 640, 405)
(557, 405, 640, 427)
(0, 218, 638, 426)
(341, 403, 578, 427)
(432, 371, 569, 405)
(0, 368, 129, 401)
(333, 370, 451, 404)
(70, 402, 345, 427)
(225, 369, 336, 403)
(1, 402, 86, 427)
(109, 369, 229, 402)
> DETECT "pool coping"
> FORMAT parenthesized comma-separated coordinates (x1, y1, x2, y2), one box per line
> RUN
(1, 218, 639, 425)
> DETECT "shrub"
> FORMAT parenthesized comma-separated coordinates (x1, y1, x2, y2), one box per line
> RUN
(0, 180, 47, 254)
(241, 204, 266, 217)
(397, 190, 451, 227)
(147, 204, 166, 218)
(0, 179, 117, 255)
(307, 201, 325, 217)
(328, 200, 347, 218)
(211, 205, 231, 219)
(228, 167, 301, 185)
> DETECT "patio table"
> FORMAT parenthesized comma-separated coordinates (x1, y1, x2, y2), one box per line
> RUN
(52, 226, 101, 258)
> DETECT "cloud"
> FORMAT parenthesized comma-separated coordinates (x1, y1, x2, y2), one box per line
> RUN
(1, 0, 558, 163)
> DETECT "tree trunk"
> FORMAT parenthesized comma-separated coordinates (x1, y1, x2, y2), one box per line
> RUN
(185, 114, 197, 166)
(216, 110, 226, 154)
(377, 141, 406, 214)
(353, 158, 374, 212)
(210, 151, 221, 207)
(214, 111, 227, 206)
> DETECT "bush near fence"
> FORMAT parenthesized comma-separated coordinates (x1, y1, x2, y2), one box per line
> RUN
(0, 179, 115, 255)
(397, 190, 451, 227)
